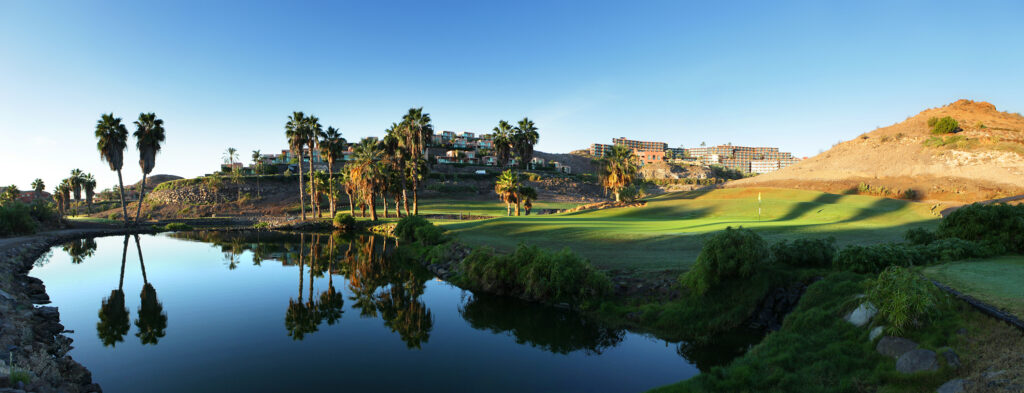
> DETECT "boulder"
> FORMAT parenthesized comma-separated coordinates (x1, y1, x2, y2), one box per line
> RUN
(936, 379, 965, 393)
(869, 326, 885, 341)
(939, 348, 961, 369)
(896, 349, 939, 374)
(845, 302, 877, 327)
(876, 336, 918, 358)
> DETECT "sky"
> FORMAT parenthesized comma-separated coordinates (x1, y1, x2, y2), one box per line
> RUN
(2, 0, 1023, 191)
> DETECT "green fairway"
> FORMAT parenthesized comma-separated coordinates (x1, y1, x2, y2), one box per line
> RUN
(923, 256, 1024, 317)
(414, 198, 583, 217)
(441, 187, 939, 272)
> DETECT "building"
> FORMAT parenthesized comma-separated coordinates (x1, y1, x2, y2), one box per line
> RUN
(636, 150, 665, 166)
(612, 137, 667, 152)
(589, 143, 613, 158)
(684, 144, 799, 174)
(750, 159, 780, 174)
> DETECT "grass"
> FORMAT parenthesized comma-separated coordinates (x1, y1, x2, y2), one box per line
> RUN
(442, 188, 938, 272)
(923, 255, 1024, 317)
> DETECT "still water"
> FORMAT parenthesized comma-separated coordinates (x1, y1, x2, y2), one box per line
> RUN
(33, 232, 709, 392)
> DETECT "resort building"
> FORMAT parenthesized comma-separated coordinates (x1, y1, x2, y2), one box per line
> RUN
(612, 137, 667, 152)
(587, 138, 799, 174)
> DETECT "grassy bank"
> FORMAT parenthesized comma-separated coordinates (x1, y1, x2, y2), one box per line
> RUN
(923, 255, 1024, 317)
(442, 188, 938, 271)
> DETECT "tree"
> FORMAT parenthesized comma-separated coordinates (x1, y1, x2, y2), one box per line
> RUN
(133, 112, 166, 225)
(492, 120, 514, 168)
(61, 179, 72, 216)
(519, 186, 537, 215)
(339, 170, 356, 217)
(223, 147, 238, 167)
(599, 145, 638, 202)
(319, 127, 347, 219)
(930, 116, 961, 135)
(285, 112, 309, 220)
(31, 179, 44, 200)
(0, 185, 19, 205)
(306, 116, 325, 218)
(70, 169, 84, 215)
(494, 170, 521, 216)
(385, 123, 410, 216)
(512, 118, 539, 169)
(401, 108, 432, 215)
(82, 174, 97, 214)
(95, 113, 130, 226)
(251, 150, 262, 199)
(52, 183, 65, 217)
(351, 138, 384, 221)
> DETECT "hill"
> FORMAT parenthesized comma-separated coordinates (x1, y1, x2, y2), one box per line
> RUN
(129, 174, 182, 190)
(730, 100, 1024, 202)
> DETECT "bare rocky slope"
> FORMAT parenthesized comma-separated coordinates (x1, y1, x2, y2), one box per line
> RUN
(729, 100, 1024, 202)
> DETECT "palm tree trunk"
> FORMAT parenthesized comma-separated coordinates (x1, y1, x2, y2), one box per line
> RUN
(394, 194, 402, 218)
(369, 193, 378, 221)
(515, 199, 521, 216)
(134, 173, 148, 225)
(297, 159, 306, 220)
(328, 164, 335, 219)
(347, 190, 355, 216)
(615, 190, 621, 202)
(402, 189, 410, 217)
(134, 234, 148, 284)
(116, 170, 129, 227)
(382, 192, 389, 219)
(412, 179, 419, 215)
(119, 235, 129, 291)
(307, 151, 317, 218)
(298, 234, 304, 301)
(507, 202, 512, 216)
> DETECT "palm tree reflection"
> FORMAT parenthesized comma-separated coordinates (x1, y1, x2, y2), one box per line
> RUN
(97, 236, 131, 346)
(62, 237, 98, 264)
(133, 235, 167, 345)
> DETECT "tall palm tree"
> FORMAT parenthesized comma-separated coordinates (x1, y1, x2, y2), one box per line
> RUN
(339, 170, 356, 217)
(133, 112, 166, 225)
(60, 179, 72, 215)
(305, 116, 324, 218)
(30, 178, 44, 200)
(513, 118, 539, 169)
(95, 113, 130, 226)
(494, 170, 521, 216)
(83, 174, 97, 214)
(285, 112, 309, 220)
(519, 186, 537, 215)
(492, 120, 514, 168)
(352, 138, 384, 221)
(52, 183, 66, 217)
(223, 147, 238, 167)
(600, 144, 638, 202)
(70, 169, 84, 215)
(319, 127, 347, 218)
(251, 150, 262, 198)
(386, 122, 410, 216)
(401, 108, 432, 215)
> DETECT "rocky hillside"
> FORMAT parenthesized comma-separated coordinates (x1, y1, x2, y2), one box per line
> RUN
(730, 100, 1024, 202)
(639, 161, 716, 180)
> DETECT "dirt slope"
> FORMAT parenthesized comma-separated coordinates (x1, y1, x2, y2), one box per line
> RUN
(730, 100, 1024, 202)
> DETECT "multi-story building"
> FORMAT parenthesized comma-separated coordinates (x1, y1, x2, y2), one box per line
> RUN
(612, 137, 667, 152)
(589, 143, 613, 158)
(636, 150, 665, 166)
(750, 159, 780, 174)
(685, 144, 798, 174)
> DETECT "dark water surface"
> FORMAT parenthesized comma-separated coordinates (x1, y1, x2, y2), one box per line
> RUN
(32, 232, 710, 392)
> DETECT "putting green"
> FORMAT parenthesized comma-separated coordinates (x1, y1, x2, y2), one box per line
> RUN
(441, 187, 939, 272)
(924, 256, 1024, 317)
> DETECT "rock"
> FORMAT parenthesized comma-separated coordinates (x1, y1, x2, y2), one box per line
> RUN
(939, 348, 961, 369)
(896, 349, 939, 374)
(877, 336, 919, 358)
(845, 302, 877, 327)
(869, 326, 885, 341)
(936, 379, 964, 393)
(0, 289, 13, 301)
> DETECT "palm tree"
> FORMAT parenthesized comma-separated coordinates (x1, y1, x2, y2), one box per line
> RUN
(305, 116, 324, 218)
(401, 108, 432, 215)
(82, 174, 97, 214)
(251, 150, 262, 198)
(494, 170, 521, 216)
(70, 169, 84, 215)
(352, 138, 384, 221)
(52, 183, 65, 217)
(513, 118, 539, 169)
(339, 170, 356, 217)
(285, 112, 308, 220)
(492, 120, 514, 168)
(60, 179, 72, 215)
(133, 113, 166, 225)
(319, 127, 347, 218)
(309, 171, 330, 219)
(133, 235, 167, 345)
(223, 147, 239, 168)
(98, 236, 131, 346)
(599, 145, 638, 202)
(30, 179, 44, 200)
(519, 186, 537, 215)
(95, 113, 130, 226)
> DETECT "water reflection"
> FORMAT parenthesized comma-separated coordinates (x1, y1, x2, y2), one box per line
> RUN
(62, 237, 97, 264)
(96, 235, 168, 346)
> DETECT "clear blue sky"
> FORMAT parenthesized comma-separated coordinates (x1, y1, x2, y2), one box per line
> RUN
(2, 0, 1023, 190)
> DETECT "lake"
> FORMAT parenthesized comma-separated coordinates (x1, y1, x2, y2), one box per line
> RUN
(31, 231, 724, 392)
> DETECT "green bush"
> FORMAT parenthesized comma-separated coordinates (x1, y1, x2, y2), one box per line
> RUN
(414, 224, 447, 246)
(926, 117, 938, 127)
(930, 116, 961, 135)
(834, 243, 914, 273)
(333, 213, 356, 230)
(459, 244, 612, 305)
(915, 237, 996, 263)
(163, 222, 193, 231)
(681, 227, 770, 295)
(904, 227, 937, 245)
(867, 266, 940, 335)
(0, 202, 38, 237)
(394, 215, 434, 243)
(938, 203, 1024, 252)
(253, 222, 270, 229)
(28, 200, 57, 224)
(771, 237, 836, 268)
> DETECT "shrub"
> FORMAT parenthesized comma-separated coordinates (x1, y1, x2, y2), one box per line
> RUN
(900, 189, 919, 200)
(915, 237, 994, 263)
(394, 215, 433, 242)
(414, 224, 447, 246)
(938, 203, 1024, 252)
(253, 222, 270, 229)
(930, 116, 961, 135)
(904, 227, 937, 245)
(108, 213, 119, 220)
(162, 222, 193, 231)
(459, 244, 612, 305)
(771, 237, 836, 268)
(867, 266, 940, 335)
(926, 117, 938, 127)
(0, 201, 38, 237)
(682, 227, 770, 295)
(834, 243, 914, 273)
(332, 213, 356, 230)
(28, 200, 57, 224)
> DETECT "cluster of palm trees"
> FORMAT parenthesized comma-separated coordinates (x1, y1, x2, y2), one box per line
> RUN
(284, 108, 436, 222)
(493, 170, 539, 216)
(94, 112, 166, 226)
(51, 170, 98, 217)
(490, 118, 540, 169)
(598, 145, 639, 202)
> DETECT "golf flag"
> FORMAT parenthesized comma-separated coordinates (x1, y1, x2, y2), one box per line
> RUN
(758, 192, 762, 202)
(757, 192, 762, 220)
